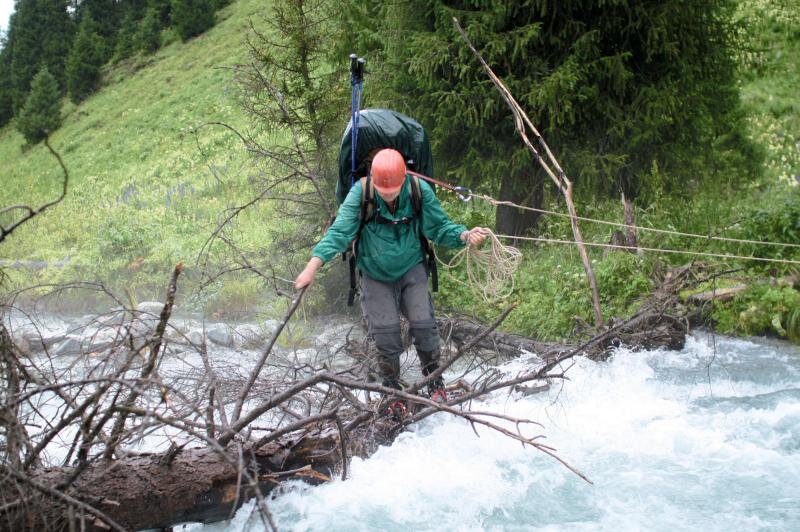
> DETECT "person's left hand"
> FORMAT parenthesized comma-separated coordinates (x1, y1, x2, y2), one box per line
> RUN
(463, 227, 491, 246)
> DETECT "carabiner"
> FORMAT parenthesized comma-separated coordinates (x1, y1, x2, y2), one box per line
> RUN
(454, 186, 472, 202)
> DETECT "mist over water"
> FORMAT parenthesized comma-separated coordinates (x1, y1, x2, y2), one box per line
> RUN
(185, 333, 800, 532)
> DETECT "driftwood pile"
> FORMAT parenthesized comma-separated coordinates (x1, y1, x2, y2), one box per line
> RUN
(0, 260, 694, 531)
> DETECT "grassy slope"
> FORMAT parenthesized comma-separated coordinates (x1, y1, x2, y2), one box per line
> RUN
(0, 0, 797, 335)
(0, 0, 275, 301)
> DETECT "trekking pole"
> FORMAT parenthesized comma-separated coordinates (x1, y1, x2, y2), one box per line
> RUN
(349, 54, 365, 188)
(407, 170, 472, 202)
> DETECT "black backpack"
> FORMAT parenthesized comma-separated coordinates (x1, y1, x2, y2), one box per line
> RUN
(336, 109, 438, 306)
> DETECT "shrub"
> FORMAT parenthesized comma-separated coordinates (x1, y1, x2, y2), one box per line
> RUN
(713, 282, 800, 340)
(170, 0, 215, 42)
(16, 66, 62, 144)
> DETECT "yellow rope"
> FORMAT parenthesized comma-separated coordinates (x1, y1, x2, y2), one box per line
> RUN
(439, 229, 522, 302)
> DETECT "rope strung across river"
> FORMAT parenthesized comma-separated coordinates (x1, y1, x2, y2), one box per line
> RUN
(470, 193, 800, 249)
(493, 233, 800, 266)
(441, 225, 799, 303)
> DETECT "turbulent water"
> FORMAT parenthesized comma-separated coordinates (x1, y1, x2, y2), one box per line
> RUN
(182, 333, 800, 531)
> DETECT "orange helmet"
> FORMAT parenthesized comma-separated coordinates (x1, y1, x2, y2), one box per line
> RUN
(370, 149, 407, 195)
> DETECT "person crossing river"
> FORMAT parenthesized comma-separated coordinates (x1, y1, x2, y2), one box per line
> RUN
(294, 148, 489, 412)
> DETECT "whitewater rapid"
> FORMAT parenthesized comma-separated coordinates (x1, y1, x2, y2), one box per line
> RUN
(184, 333, 800, 531)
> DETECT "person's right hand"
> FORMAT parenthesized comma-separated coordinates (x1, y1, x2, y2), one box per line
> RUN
(294, 257, 323, 289)
(294, 268, 316, 289)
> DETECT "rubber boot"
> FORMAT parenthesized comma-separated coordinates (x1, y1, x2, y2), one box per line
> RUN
(418, 348, 446, 402)
(376, 352, 403, 391)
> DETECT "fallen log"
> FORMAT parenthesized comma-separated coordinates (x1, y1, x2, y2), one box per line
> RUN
(4, 424, 359, 531)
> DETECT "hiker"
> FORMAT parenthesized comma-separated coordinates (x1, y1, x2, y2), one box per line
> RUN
(294, 148, 489, 405)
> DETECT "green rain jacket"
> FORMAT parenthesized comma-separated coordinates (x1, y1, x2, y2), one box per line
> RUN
(312, 177, 467, 282)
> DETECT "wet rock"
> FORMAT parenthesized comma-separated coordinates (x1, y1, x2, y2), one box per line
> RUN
(207, 325, 234, 347)
(53, 336, 84, 357)
(137, 301, 165, 318)
(233, 324, 265, 350)
(21, 330, 67, 353)
(263, 320, 280, 336)
(186, 329, 205, 347)
(315, 322, 364, 355)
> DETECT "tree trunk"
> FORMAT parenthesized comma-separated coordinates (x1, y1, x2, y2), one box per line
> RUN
(495, 165, 544, 238)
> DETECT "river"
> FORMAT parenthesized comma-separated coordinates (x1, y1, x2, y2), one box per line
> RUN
(182, 332, 800, 531)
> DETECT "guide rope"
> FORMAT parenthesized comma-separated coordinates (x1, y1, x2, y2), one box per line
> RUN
(469, 193, 800, 250)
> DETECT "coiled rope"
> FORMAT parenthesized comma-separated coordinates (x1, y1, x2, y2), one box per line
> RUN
(439, 230, 522, 301)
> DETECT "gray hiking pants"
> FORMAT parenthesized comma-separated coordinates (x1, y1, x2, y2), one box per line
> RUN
(360, 262, 440, 389)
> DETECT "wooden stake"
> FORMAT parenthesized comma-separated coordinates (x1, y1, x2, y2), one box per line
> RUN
(453, 18, 604, 327)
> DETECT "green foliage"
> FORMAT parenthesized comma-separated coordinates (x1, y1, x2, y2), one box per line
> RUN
(76, 0, 121, 63)
(113, 12, 140, 62)
(344, 0, 761, 234)
(170, 0, 216, 42)
(713, 282, 800, 341)
(733, 187, 800, 271)
(66, 19, 106, 104)
(738, 1, 800, 185)
(136, 8, 162, 54)
(593, 252, 652, 314)
(15, 66, 62, 144)
(0, 32, 13, 127)
(203, 275, 266, 318)
(8, 0, 73, 113)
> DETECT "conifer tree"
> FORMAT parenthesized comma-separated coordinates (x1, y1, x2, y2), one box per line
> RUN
(170, 0, 215, 42)
(343, 0, 760, 236)
(0, 26, 15, 127)
(76, 0, 120, 63)
(9, 0, 73, 114)
(136, 7, 162, 54)
(16, 66, 62, 144)
(66, 18, 105, 103)
(113, 11, 139, 62)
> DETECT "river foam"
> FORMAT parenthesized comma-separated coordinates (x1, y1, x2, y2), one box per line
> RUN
(183, 333, 800, 531)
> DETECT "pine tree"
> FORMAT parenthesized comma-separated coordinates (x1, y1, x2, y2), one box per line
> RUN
(234, 0, 348, 250)
(16, 66, 62, 144)
(66, 18, 105, 103)
(76, 0, 120, 63)
(113, 11, 139, 62)
(344, 0, 760, 236)
(136, 7, 162, 54)
(9, 0, 73, 114)
(170, 0, 215, 42)
(0, 23, 15, 127)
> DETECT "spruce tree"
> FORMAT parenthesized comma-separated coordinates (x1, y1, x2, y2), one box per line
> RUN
(66, 18, 105, 103)
(16, 66, 62, 144)
(0, 26, 15, 127)
(170, 0, 215, 42)
(344, 0, 760, 236)
(9, 0, 73, 114)
(136, 7, 162, 54)
(76, 0, 120, 63)
(113, 12, 139, 62)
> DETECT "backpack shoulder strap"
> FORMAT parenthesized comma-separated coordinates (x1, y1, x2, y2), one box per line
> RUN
(409, 176, 439, 293)
(359, 176, 375, 222)
(409, 175, 422, 215)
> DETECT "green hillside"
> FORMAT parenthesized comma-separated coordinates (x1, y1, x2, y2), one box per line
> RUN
(0, 0, 798, 339)
(0, 0, 284, 307)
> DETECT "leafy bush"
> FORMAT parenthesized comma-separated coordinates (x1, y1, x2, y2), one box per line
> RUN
(713, 282, 800, 340)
